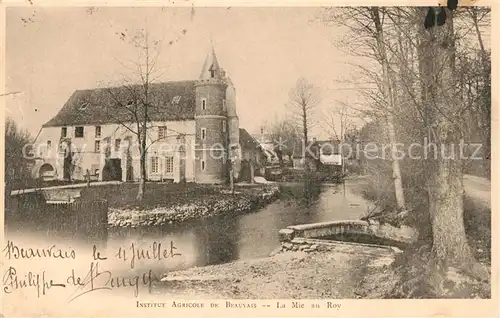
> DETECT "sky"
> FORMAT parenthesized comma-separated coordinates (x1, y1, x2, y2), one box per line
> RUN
(5, 6, 491, 140)
(5, 6, 371, 139)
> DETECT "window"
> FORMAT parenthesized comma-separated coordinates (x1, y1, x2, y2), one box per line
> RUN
(158, 126, 167, 140)
(47, 140, 52, 149)
(75, 126, 84, 138)
(201, 98, 207, 110)
(151, 157, 159, 173)
(115, 139, 121, 152)
(223, 99, 226, 110)
(95, 126, 101, 138)
(171, 95, 181, 104)
(201, 128, 206, 140)
(165, 156, 174, 174)
(94, 140, 100, 152)
(61, 127, 67, 138)
(222, 120, 226, 133)
(201, 160, 205, 171)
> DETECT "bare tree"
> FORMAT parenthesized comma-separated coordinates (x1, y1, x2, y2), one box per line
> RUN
(287, 77, 321, 171)
(417, 7, 488, 279)
(369, 7, 406, 212)
(323, 105, 355, 174)
(321, 6, 490, 291)
(321, 7, 406, 211)
(266, 117, 300, 166)
(83, 28, 186, 201)
(467, 7, 491, 178)
(324, 105, 353, 142)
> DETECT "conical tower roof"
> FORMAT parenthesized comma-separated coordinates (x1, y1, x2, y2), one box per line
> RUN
(199, 44, 223, 80)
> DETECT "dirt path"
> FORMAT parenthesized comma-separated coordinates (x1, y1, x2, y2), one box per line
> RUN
(152, 244, 398, 299)
(463, 174, 490, 208)
(10, 180, 121, 196)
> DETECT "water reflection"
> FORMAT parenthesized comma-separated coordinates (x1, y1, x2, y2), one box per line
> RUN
(6, 181, 373, 275)
(194, 214, 240, 265)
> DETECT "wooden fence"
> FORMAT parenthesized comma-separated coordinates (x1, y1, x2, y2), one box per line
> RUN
(5, 196, 108, 243)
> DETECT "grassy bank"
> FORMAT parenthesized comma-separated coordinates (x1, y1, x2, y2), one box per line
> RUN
(105, 183, 280, 227)
(80, 182, 221, 210)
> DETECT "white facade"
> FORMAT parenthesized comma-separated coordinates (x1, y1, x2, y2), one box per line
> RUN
(32, 47, 258, 184)
(34, 120, 196, 182)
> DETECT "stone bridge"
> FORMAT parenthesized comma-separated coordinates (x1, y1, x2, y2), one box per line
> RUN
(277, 220, 418, 253)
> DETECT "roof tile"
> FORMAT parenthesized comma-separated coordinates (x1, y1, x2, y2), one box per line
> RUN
(43, 81, 197, 127)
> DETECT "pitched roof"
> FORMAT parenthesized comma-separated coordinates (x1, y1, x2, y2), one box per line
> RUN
(251, 133, 272, 144)
(43, 81, 197, 127)
(239, 128, 262, 150)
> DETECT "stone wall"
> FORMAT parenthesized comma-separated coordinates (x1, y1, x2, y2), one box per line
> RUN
(270, 237, 400, 257)
(277, 220, 418, 250)
(279, 241, 320, 253)
(109, 185, 280, 227)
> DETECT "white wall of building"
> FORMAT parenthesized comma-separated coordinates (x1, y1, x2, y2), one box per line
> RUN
(34, 120, 196, 181)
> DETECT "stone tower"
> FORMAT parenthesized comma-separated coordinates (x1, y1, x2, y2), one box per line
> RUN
(195, 45, 228, 184)
(225, 75, 241, 178)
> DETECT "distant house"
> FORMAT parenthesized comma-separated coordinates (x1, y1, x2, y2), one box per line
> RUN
(236, 129, 267, 181)
(32, 46, 254, 185)
(240, 129, 266, 164)
(292, 139, 343, 170)
(314, 140, 342, 166)
(251, 133, 280, 165)
(261, 144, 280, 165)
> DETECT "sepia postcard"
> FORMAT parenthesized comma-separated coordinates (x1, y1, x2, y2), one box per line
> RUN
(1, 0, 498, 317)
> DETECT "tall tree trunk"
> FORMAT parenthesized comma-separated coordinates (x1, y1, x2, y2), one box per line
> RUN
(302, 106, 310, 173)
(137, 31, 150, 201)
(370, 7, 406, 211)
(340, 113, 345, 176)
(418, 7, 487, 279)
(137, 131, 147, 201)
(229, 165, 234, 194)
(387, 120, 405, 210)
(302, 103, 312, 203)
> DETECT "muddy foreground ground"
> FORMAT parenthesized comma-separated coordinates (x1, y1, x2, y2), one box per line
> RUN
(152, 243, 398, 299)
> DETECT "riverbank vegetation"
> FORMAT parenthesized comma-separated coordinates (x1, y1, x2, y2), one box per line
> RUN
(4, 117, 35, 194)
(321, 7, 491, 298)
(353, 176, 491, 298)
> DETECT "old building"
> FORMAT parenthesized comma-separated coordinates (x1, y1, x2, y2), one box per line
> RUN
(291, 139, 343, 170)
(32, 46, 256, 184)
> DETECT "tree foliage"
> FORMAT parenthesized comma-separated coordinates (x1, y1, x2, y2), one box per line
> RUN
(5, 117, 34, 192)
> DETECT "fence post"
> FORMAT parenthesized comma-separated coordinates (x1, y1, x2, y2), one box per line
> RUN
(86, 169, 91, 187)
